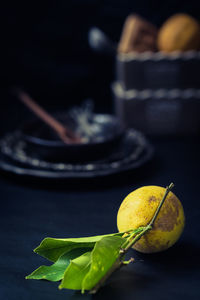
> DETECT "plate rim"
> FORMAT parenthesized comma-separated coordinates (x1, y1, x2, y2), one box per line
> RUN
(0, 144, 154, 178)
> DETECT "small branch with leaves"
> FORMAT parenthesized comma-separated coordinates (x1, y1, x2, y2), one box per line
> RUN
(26, 183, 174, 294)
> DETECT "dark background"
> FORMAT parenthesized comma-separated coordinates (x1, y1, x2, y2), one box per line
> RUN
(1, 0, 200, 133)
(0, 1, 200, 300)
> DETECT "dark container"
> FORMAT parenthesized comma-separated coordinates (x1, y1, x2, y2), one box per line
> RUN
(116, 51, 200, 90)
(112, 82, 200, 136)
(21, 113, 124, 163)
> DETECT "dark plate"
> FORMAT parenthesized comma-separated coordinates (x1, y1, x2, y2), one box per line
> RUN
(20, 113, 124, 162)
(0, 129, 153, 178)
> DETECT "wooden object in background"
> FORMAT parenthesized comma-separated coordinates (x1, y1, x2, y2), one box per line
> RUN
(14, 89, 81, 144)
(118, 14, 158, 53)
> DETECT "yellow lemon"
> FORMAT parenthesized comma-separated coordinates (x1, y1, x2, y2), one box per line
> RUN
(117, 185, 185, 253)
(157, 13, 200, 52)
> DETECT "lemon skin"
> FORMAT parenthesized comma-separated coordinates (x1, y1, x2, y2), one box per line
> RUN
(117, 186, 185, 253)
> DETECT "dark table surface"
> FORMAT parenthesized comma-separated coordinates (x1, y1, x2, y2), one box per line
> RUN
(0, 136, 200, 300)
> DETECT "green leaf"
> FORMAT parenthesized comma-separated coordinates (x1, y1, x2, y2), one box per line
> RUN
(34, 232, 124, 263)
(59, 252, 92, 290)
(26, 248, 91, 282)
(82, 236, 126, 292)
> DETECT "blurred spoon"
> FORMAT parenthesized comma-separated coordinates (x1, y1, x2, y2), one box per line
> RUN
(13, 89, 81, 144)
(88, 27, 116, 55)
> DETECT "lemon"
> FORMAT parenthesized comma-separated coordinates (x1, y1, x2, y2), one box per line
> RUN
(117, 185, 185, 253)
(157, 14, 200, 52)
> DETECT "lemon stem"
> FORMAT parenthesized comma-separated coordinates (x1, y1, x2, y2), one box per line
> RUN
(149, 182, 174, 227)
(122, 225, 152, 252)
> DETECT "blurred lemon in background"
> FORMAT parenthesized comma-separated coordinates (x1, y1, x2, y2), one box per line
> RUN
(157, 13, 200, 52)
